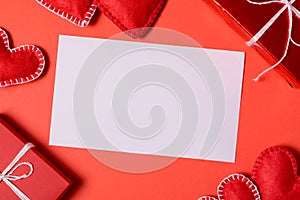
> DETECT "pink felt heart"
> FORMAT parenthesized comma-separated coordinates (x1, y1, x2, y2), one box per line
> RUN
(0, 28, 45, 87)
(198, 174, 260, 200)
(35, 0, 98, 27)
(97, 0, 167, 38)
(252, 146, 300, 199)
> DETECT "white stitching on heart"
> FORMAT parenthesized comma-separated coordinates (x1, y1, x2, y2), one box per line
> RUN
(217, 174, 261, 200)
(0, 28, 46, 87)
(198, 196, 217, 200)
(198, 174, 261, 200)
(35, 0, 97, 27)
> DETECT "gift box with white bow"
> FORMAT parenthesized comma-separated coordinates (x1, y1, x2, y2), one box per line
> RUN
(204, 0, 300, 87)
(0, 116, 71, 200)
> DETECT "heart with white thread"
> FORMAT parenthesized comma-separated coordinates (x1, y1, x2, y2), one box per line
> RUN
(198, 174, 260, 200)
(35, 0, 97, 27)
(0, 28, 45, 87)
(35, 0, 167, 38)
(199, 146, 300, 200)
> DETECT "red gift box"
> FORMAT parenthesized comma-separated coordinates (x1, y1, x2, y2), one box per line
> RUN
(203, 0, 300, 87)
(0, 116, 71, 200)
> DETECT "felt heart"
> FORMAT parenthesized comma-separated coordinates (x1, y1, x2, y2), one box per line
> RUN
(198, 174, 261, 200)
(252, 146, 300, 199)
(35, 0, 98, 27)
(35, 0, 167, 38)
(97, 0, 167, 38)
(0, 28, 45, 87)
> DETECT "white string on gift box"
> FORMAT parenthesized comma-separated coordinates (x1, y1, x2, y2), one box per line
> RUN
(246, 0, 300, 82)
(0, 143, 35, 200)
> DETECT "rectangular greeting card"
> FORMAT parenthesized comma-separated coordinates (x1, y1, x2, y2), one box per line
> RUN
(50, 35, 244, 163)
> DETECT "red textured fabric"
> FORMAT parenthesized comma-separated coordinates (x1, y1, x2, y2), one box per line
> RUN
(97, 0, 167, 38)
(198, 174, 260, 200)
(252, 146, 300, 200)
(35, 0, 167, 38)
(35, 0, 97, 27)
(0, 28, 45, 87)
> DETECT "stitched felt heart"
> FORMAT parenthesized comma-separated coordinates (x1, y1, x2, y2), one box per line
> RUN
(35, 0, 167, 38)
(97, 0, 167, 38)
(36, 0, 98, 27)
(0, 28, 45, 87)
(198, 174, 261, 200)
(252, 146, 300, 199)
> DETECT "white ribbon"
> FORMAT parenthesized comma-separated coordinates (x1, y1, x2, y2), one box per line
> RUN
(247, 0, 300, 82)
(0, 143, 35, 200)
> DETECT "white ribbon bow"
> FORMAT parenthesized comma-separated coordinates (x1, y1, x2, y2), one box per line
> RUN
(0, 143, 35, 200)
(247, 0, 300, 81)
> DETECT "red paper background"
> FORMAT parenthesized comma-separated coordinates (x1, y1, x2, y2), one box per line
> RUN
(1, 0, 300, 199)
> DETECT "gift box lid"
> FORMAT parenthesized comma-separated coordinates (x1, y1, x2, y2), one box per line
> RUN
(204, 0, 300, 87)
(0, 116, 72, 200)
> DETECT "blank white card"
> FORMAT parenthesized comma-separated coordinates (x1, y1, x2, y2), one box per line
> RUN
(50, 35, 244, 163)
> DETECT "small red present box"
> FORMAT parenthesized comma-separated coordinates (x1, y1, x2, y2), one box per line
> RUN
(203, 0, 300, 87)
(0, 116, 71, 200)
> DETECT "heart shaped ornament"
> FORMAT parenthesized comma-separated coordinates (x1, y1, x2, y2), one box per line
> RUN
(97, 0, 167, 38)
(0, 28, 45, 87)
(35, 0, 167, 38)
(198, 174, 261, 200)
(252, 146, 300, 199)
(36, 0, 98, 27)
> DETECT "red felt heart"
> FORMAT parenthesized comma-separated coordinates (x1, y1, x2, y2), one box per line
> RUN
(97, 0, 167, 38)
(35, 0, 98, 27)
(35, 0, 167, 38)
(252, 146, 300, 199)
(0, 28, 45, 87)
(198, 174, 260, 200)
